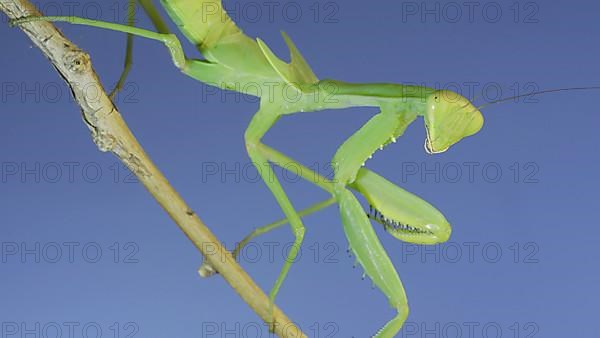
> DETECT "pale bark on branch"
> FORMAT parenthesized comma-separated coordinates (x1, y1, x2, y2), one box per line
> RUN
(0, 1, 306, 337)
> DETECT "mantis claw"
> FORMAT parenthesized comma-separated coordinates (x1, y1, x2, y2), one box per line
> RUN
(352, 168, 452, 244)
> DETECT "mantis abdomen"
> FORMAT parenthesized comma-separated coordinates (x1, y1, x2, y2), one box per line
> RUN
(160, 0, 282, 85)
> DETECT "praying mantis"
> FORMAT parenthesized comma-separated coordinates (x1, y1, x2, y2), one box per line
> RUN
(9, 1, 556, 337)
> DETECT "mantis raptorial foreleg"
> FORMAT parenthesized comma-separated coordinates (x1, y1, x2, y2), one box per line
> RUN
(330, 109, 413, 337)
(330, 104, 452, 337)
(338, 188, 409, 337)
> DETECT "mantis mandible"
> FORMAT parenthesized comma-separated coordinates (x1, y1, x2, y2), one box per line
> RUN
(12, 1, 560, 336)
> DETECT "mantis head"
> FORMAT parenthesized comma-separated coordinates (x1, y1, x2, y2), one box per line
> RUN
(424, 90, 484, 154)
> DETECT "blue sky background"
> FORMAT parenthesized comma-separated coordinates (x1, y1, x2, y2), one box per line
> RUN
(1, 0, 599, 337)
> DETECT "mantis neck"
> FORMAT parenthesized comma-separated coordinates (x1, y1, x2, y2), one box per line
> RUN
(308, 79, 434, 114)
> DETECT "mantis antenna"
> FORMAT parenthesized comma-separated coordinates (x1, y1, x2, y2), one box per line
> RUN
(448, 85, 600, 124)
(476, 85, 600, 110)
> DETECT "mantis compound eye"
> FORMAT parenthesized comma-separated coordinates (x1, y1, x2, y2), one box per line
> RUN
(424, 90, 484, 154)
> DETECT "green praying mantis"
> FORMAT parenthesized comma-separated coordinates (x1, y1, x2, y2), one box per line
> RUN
(10, 1, 597, 337)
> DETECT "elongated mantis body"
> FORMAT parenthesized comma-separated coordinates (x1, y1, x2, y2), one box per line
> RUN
(11, 1, 486, 336)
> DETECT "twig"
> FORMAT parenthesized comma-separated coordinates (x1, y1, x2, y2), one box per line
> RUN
(0, 1, 306, 337)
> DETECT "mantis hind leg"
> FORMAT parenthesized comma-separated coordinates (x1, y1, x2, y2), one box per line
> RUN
(244, 102, 307, 329)
(109, 0, 136, 98)
(11, 16, 187, 70)
(110, 0, 173, 98)
(10, 14, 238, 95)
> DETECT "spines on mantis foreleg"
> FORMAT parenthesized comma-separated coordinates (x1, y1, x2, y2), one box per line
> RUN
(352, 168, 451, 244)
(332, 107, 417, 185)
(338, 189, 407, 305)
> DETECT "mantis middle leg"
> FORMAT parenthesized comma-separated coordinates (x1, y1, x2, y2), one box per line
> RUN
(199, 143, 336, 277)
(199, 197, 336, 277)
(244, 101, 309, 326)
